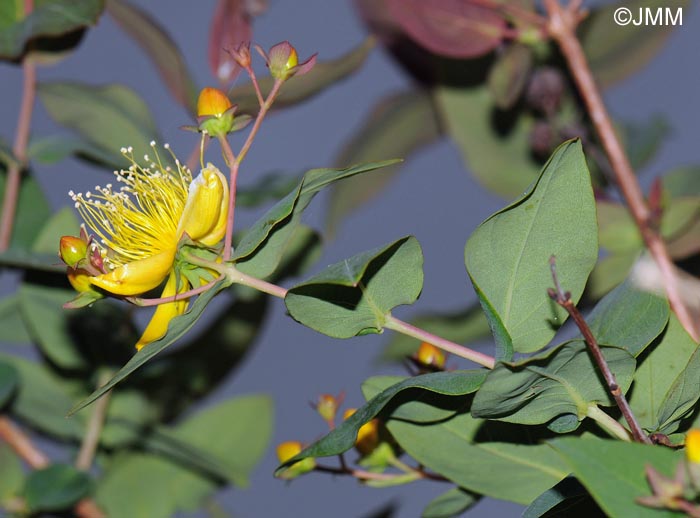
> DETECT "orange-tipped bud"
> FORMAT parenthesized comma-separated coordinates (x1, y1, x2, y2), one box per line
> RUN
(343, 408, 380, 456)
(416, 342, 446, 369)
(59, 235, 88, 268)
(197, 87, 232, 117)
(197, 87, 236, 138)
(276, 441, 316, 480)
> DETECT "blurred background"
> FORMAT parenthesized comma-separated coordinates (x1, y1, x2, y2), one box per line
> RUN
(1, 0, 698, 516)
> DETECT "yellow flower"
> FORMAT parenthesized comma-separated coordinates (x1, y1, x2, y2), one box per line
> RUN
(69, 143, 228, 349)
(276, 441, 315, 479)
(343, 408, 380, 455)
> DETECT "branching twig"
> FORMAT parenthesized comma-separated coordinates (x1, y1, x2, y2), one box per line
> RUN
(0, 46, 36, 251)
(75, 370, 113, 471)
(548, 256, 650, 444)
(543, 0, 699, 341)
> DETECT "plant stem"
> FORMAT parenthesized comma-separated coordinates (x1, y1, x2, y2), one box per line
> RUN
(384, 315, 496, 369)
(228, 265, 288, 299)
(75, 370, 113, 471)
(586, 404, 631, 442)
(549, 256, 650, 444)
(128, 275, 225, 307)
(314, 462, 446, 483)
(0, 416, 106, 518)
(221, 78, 284, 261)
(543, 0, 699, 341)
(0, 46, 36, 251)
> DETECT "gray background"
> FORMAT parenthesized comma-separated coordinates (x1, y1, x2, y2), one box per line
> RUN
(1, 1, 699, 516)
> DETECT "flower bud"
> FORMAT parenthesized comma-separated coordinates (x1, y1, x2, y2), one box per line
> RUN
(256, 41, 316, 82)
(686, 429, 700, 464)
(228, 42, 252, 69)
(416, 342, 446, 369)
(276, 441, 316, 480)
(316, 393, 342, 424)
(343, 408, 380, 456)
(67, 268, 93, 293)
(59, 235, 88, 268)
(197, 87, 236, 137)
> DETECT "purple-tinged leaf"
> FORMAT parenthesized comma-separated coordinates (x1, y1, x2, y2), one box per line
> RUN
(386, 0, 507, 58)
(106, 0, 198, 115)
(208, 0, 266, 85)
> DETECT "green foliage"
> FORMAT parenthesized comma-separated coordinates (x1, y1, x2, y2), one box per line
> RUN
(0, 445, 24, 503)
(465, 140, 598, 354)
(550, 438, 683, 518)
(285, 236, 423, 338)
(0, 0, 104, 59)
(38, 82, 159, 168)
(0, 361, 18, 407)
(422, 487, 478, 518)
(24, 464, 93, 513)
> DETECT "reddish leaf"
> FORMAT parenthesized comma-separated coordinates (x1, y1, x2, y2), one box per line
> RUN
(208, 0, 266, 85)
(107, 0, 198, 115)
(386, 0, 506, 58)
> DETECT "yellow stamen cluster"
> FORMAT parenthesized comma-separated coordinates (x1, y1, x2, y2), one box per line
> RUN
(69, 142, 191, 270)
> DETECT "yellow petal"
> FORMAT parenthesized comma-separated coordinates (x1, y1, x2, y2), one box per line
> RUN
(135, 271, 189, 350)
(90, 249, 176, 296)
(177, 164, 229, 246)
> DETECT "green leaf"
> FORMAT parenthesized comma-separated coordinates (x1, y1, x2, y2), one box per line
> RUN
(422, 487, 477, 518)
(629, 315, 699, 434)
(285, 236, 423, 338)
(168, 394, 273, 487)
(234, 160, 399, 278)
(380, 303, 490, 362)
(663, 166, 700, 198)
(0, 296, 32, 344)
(0, 0, 104, 60)
(388, 417, 568, 505)
(435, 83, 540, 198)
(0, 172, 51, 250)
(106, 0, 198, 115)
(523, 478, 599, 518)
(487, 43, 533, 110)
(471, 340, 635, 426)
(0, 353, 85, 439)
(0, 444, 24, 501)
(581, 0, 688, 88)
(550, 437, 682, 518)
(326, 89, 441, 237)
(0, 361, 18, 407)
(621, 114, 670, 170)
(19, 283, 88, 370)
(230, 37, 374, 114)
(585, 275, 669, 356)
(587, 251, 637, 300)
(38, 82, 159, 168)
(24, 464, 92, 512)
(27, 135, 94, 164)
(655, 344, 700, 434)
(95, 453, 214, 518)
(275, 370, 486, 473)
(68, 278, 231, 415)
(465, 140, 598, 353)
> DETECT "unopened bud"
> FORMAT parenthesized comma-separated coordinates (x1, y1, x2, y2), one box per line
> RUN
(416, 342, 446, 369)
(343, 408, 380, 456)
(316, 393, 342, 424)
(256, 41, 316, 82)
(276, 441, 316, 480)
(59, 235, 88, 268)
(197, 87, 236, 137)
(686, 429, 700, 464)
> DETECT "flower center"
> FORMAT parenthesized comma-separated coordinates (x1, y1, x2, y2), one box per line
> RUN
(69, 143, 191, 269)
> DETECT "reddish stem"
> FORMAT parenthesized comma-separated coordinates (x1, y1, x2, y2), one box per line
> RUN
(0, 52, 36, 251)
(543, 0, 699, 341)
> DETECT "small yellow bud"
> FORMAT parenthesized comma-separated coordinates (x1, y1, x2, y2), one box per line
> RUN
(343, 408, 380, 456)
(197, 87, 232, 118)
(686, 429, 700, 464)
(286, 46, 298, 70)
(416, 342, 446, 369)
(59, 235, 88, 268)
(276, 441, 316, 480)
